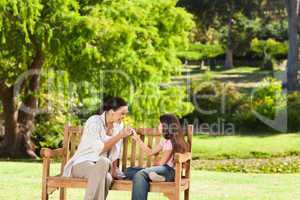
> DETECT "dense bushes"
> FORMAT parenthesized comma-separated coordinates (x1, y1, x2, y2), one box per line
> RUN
(287, 92, 300, 132)
(185, 77, 300, 133)
(177, 43, 224, 61)
(188, 80, 243, 124)
(177, 39, 287, 69)
(249, 38, 288, 69)
(250, 38, 288, 59)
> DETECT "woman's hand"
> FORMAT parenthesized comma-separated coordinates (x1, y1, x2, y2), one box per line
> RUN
(121, 127, 134, 138)
(102, 127, 132, 152)
(131, 130, 140, 142)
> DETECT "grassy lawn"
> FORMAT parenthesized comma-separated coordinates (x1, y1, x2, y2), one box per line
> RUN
(192, 133, 300, 159)
(1, 161, 300, 200)
(173, 66, 275, 93)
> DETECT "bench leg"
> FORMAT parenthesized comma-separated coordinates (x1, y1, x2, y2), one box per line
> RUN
(175, 191, 180, 200)
(41, 184, 48, 200)
(60, 188, 66, 200)
(184, 189, 189, 200)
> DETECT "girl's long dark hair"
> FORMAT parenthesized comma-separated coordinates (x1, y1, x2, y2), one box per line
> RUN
(160, 114, 189, 154)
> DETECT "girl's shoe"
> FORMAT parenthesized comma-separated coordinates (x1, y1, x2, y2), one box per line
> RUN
(149, 172, 166, 182)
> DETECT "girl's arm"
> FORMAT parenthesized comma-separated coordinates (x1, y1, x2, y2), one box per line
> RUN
(154, 150, 172, 166)
(132, 133, 162, 156)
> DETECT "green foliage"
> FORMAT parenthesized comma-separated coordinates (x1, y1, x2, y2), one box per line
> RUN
(256, 20, 288, 41)
(187, 80, 244, 124)
(218, 12, 259, 57)
(233, 77, 286, 131)
(1, 0, 195, 135)
(185, 76, 300, 132)
(250, 38, 288, 67)
(177, 43, 224, 61)
(287, 92, 300, 132)
(178, 0, 288, 61)
(0, 0, 83, 84)
(252, 77, 286, 118)
(67, 0, 196, 126)
(130, 84, 194, 126)
(31, 70, 80, 151)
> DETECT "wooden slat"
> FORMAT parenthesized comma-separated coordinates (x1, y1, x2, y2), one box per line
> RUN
(121, 137, 129, 171)
(70, 133, 81, 157)
(146, 135, 154, 167)
(175, 162, 182, 200)
(154, 135, 161, 163)
(41, 158, 50, 200)
(40, 148, 64, 158)
(138, 134, 145, 167)
(47, 176, 188, 191)
(184, 125, 193, 180)
(60, 125, 70, 175)
(136, 128, 161, 136)
(130, 138, 137, 167)
(187, 125, 193, 152)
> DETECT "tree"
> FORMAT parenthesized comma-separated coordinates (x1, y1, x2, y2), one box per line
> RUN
(0, 0, 194, 157)
(177, 0, 283, 68)
(0, 0, 86, 157)
(284, 0, 300, 91)
(65, 0, 195, 126)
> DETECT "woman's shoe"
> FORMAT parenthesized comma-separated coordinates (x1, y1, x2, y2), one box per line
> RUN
(148, 172, 166, 182)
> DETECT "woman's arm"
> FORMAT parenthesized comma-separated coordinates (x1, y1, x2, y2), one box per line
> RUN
(102, 128, 131, 153)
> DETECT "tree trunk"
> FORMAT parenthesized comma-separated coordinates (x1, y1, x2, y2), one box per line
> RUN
(225, 47, 233, 69)
(18, 49, 44, 158)
(0, 86, 25, 157)
(224, 11, 234, 69)
(285, 0, 300, 91)
(0, 49, 44, 158)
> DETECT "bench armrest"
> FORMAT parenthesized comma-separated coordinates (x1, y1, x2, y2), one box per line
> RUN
(174, 152, 192, 163)
(40, 148, 64, 159)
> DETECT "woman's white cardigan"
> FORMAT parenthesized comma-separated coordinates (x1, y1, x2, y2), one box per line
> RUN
(63, 113, 123, 177)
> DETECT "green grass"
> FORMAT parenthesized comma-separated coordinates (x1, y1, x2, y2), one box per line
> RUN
(173, 66, 273, 93)
(192, 133, 300, 159)
(1, 161, 300, 200)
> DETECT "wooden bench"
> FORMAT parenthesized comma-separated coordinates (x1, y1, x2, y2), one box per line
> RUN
(41, 125, 193, 200)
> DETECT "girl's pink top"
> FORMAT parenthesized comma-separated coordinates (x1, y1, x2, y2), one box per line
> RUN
(159, 139, 174, 168)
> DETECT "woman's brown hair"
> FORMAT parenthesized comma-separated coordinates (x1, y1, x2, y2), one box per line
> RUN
(159, 114, 189, 155)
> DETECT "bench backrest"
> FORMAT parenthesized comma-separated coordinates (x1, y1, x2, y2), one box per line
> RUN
(60, 125, 193, 176)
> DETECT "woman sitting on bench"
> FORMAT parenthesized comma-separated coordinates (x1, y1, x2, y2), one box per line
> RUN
(63, 96, 133, 200)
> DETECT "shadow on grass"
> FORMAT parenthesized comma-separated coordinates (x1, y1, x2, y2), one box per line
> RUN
(0, 158, 62, 163)
(0, 158, 42, 163)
